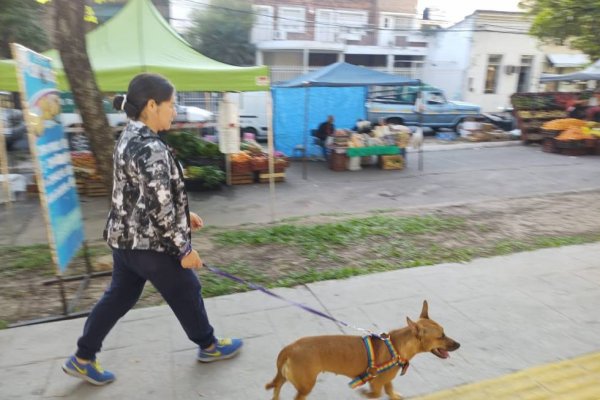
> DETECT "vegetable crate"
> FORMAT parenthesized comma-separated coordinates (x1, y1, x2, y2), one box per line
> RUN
(230, 172, 254, 185)
(379, 155, 405, 170)
(258, 172, 285, 183)
(542, 137, 558, 154)
(85, 179, 108, 197)
(329, 152, 347, 172)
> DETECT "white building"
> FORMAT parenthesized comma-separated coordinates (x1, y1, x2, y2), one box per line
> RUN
(424, 10, 588, 112)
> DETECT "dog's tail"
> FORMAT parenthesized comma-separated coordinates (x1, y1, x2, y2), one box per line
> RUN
(265, 347, 290, 391)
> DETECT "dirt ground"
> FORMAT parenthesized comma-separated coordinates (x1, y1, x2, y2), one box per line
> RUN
(2, 189, 600, 326)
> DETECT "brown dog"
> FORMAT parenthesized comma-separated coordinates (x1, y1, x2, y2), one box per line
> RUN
(266, 300, 460, 400)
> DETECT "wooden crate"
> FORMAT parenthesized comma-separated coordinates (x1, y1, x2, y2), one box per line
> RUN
(542, 137, 558, 154)
(230, 172, 254, 185)
(258, 172, 285, 183)
(85, 180, 108, 197)
(329, 152, 347, 171)
(378, 155, 405, 170)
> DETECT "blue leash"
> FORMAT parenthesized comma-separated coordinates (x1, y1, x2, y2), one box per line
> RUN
(203, 263, 383, 339)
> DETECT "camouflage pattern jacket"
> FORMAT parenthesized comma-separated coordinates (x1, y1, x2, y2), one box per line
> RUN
(103, 121, 191, 258)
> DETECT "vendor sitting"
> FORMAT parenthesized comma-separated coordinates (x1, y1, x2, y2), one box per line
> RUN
(315, 115, 335, 160)
(585, 89, 600, 122)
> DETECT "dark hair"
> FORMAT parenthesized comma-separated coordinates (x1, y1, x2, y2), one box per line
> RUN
(113, 73, 174, 120)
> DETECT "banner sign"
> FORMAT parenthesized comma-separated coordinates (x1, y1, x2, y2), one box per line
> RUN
(11, 44, 84, 274)
(217, 94, 241, 154)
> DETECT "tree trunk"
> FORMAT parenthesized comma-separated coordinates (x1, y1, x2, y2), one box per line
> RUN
(53, 0, 113, 194)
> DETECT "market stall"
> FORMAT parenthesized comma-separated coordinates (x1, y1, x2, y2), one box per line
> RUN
(272, 62, 418, 177)
(510, 92, 576, 143)
(539, 118, 600, 156)
(327, 124, 411, 172)
(2, 0, 273, 194)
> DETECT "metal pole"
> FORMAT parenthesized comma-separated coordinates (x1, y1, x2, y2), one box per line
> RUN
(302, 84, 309, 180)
(57, 276, 68, 316)
(0, 110, 11, 208)
(417, 80, 424, 171)
(266, 90, 276, 222)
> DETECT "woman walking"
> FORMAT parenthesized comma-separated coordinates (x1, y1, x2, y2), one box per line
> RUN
(62, 73, 242, 385)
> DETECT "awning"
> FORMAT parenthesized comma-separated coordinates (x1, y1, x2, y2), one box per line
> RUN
(547, 54, 590, 68)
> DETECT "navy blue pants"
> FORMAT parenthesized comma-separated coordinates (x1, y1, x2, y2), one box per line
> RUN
(75, 248, 216, 360)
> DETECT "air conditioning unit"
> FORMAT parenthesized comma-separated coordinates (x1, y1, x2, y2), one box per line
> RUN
(504, 65, 520, 75)
(273, 30, 286, 40)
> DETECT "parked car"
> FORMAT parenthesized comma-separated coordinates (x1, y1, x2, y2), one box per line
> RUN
(174, 104, 214, 123)
(366, 86, 481, 131)
(1, 108, 27, 150)
(60, 93, 214, 129)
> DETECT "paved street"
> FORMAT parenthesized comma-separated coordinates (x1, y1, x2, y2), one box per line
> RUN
(1, 142, 598, 245)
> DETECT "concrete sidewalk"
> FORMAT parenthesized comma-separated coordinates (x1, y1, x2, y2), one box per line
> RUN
(1, 242, 599, 399)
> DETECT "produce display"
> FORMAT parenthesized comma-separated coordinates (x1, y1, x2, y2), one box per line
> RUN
(162, 131, 223, 165)
(538, 117, 600, 156)
(511, 92, 576, 143)
(327, 125, 409, 172)
(230, 139, 289, 183)
(184, 166, 225, 189)
(542, 118, 588, 130)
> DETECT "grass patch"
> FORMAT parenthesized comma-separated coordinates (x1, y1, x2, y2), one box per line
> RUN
(0, 245, 53, 274)
(199, 232, 600, 299)
(0, 244, 110, 276)
(215, 215, 466, 251)
(0, 320, 7, 330)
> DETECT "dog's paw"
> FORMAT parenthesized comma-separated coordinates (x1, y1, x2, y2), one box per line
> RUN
(388, 392, 403, 400)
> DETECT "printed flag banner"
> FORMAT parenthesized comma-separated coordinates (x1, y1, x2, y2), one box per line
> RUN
(11, 44, 84, 274)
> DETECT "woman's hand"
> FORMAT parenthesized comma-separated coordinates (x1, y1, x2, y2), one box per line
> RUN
(190, 212, 204, 231)
(181, 249, 202, 269)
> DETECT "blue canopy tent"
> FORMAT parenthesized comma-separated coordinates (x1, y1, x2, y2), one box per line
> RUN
(272, 62, 418, 178)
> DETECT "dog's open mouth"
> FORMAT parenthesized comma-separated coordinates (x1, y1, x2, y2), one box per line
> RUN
(431, 348, 450, 359)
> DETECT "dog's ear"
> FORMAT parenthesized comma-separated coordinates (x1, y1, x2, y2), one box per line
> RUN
(406, 317, 419, 336)
(420, 300, 429, 319)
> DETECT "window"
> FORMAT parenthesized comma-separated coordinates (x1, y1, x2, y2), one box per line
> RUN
(485, 55, 502, 94)
(394, 16, 413, 31)
(316, 9, 367, 41)
(516, 55, 534, 93)
(252, 5, 274, 41)
(278, 7, 305, 33)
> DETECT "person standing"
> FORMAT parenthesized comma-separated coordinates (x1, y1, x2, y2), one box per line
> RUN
(62, 73, 242, 386)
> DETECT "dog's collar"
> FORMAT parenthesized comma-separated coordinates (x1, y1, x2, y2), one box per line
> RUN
(349, 334, 409, 389)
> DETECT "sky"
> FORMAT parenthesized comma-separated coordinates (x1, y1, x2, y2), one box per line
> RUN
(417, 0, 523, 25)
(170, 0, 525, 32)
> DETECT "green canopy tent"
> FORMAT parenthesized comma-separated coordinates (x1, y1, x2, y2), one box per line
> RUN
(0, 0, 269, 92)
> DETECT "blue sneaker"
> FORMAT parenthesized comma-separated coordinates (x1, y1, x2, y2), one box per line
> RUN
(62, 355, 115, 385)
(197, 338, 243, 363)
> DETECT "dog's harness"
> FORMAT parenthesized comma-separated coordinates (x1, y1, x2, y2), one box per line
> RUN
(349, 334, 409, 389)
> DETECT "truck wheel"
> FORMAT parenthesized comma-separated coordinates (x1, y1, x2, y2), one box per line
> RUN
(453, 119, 465, 133)
(385, 117, 404, 126)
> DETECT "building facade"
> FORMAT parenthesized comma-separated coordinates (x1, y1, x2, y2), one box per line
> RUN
(424, 10, 589, 112)
(250, 0, 429, 82)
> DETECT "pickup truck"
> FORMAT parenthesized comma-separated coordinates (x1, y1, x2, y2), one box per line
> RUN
(366, 86, 481, 131)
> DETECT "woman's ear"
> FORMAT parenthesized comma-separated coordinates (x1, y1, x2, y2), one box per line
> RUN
(147, 99, 157, 112)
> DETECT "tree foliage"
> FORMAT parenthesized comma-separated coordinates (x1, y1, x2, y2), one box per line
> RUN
(185, 0, 256, 66)
(520, 0, 600, 60)
(0, 0, 49, 58)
